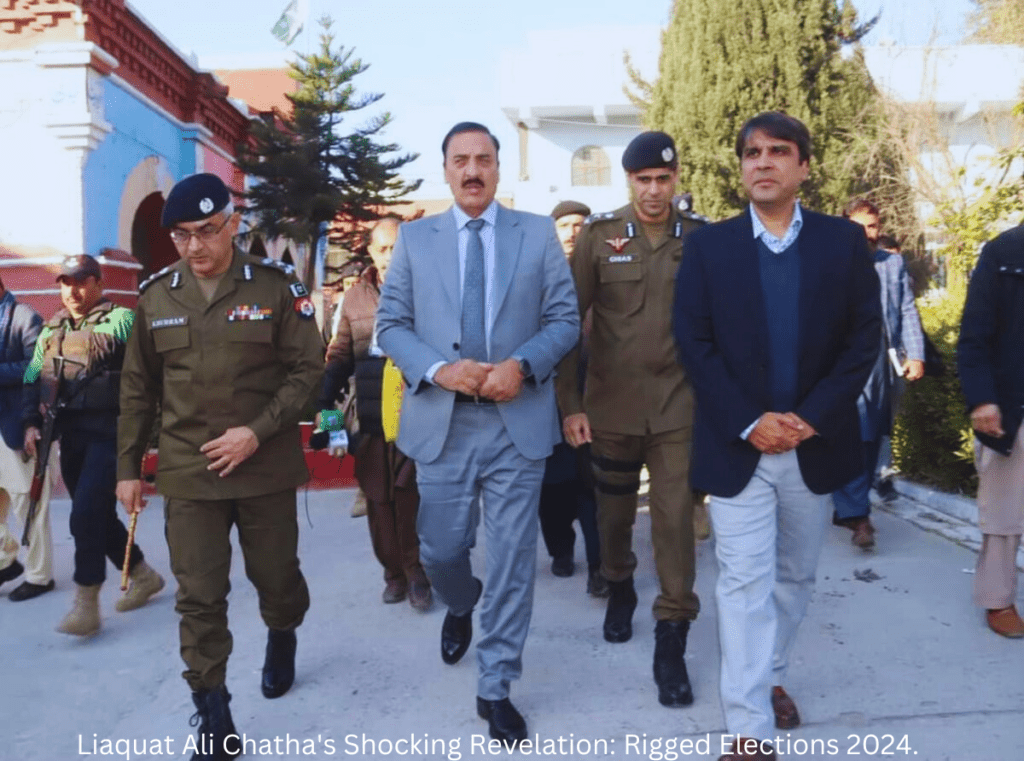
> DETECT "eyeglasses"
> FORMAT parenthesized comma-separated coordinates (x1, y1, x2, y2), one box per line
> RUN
(169, 217, 231, 246)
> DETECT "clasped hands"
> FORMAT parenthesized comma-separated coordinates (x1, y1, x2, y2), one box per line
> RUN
(434, 358, 523, 402)
(749, 411, 817, 455)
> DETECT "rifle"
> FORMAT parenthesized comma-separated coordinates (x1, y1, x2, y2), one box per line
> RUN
(21, 356, 97, 546)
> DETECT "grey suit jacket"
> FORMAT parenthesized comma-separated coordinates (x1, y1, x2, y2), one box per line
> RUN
(376, 204, 579, 464)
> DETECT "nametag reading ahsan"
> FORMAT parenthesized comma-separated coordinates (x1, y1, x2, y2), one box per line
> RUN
(150, 316, 188, 329)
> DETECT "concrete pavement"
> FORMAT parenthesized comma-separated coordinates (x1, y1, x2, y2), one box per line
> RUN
(3, 487, 1022, 760)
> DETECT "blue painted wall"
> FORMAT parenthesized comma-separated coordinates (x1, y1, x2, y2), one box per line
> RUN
(82, 77, 195, 255)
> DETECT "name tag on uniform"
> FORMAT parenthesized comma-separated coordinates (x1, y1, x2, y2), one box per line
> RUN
(151, 316, 188, 329)
(606, 254, 638, 264)
(227, 304, 274, 322)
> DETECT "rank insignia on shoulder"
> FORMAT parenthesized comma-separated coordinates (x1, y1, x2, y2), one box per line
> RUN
(680, 209, 711, 224)
(151, 316, 188, 329)
(243, 264, 253, 281)
(605, 237, 631, 254)
(260, 257, 296, 276)
(289, 282, 309, 298)
(584, 211, 615, 224)
(170, 271, 182, 289)
(138, 265, 175, 293)
(625, 221, 636, 238)
(294, 296, 315, 320)
(227, 304, 274, 322)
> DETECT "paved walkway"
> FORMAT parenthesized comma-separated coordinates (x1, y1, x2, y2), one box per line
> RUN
(4, 487, 1022, 760)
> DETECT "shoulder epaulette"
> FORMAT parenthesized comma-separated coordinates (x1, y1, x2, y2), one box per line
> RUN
(139, 265, 175, 293)
(256, 257, 297, 277)
(680, 209, 711, 224)
(584, 211, 616, 225)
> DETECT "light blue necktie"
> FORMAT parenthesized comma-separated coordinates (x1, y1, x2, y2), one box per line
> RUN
(461, 218, 487, 361)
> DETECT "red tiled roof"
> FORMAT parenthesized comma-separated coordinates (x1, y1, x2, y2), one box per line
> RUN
(216, 68, 298, 115)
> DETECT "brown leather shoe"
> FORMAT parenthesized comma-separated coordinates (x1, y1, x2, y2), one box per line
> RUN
(771, 685, 801, 729)
(850, 518, 875, 549)
(718, 736, 776, 760)
(987, 606, 1024, 638)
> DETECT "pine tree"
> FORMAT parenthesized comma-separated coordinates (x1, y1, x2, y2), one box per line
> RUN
(236, 16, 420, 287)
(644, 0, 898, 221)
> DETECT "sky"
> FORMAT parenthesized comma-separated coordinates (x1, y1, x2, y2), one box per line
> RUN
(126, 0, 976, 196)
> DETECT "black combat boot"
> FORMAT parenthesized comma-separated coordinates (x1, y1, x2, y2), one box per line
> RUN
(261, 628, 297, 698)
(189, 685, 241, 760)
(653, 620, 693, 707)
(603, 576, 638, 643)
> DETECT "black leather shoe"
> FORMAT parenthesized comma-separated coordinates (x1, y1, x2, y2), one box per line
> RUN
(9, 579, 55, 602)
(441, 578, 482, 665)
(189, 685, 241, 760)
(551, 554, 574, 577)
(603, 576, 638, 643)
(476, 697, 527, 745)
(261, 628, 297, 699)
(653, 620, 694, 706)
(0, 559, 24, 587)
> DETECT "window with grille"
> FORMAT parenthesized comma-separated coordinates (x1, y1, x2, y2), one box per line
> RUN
(571, 146, 611, 186)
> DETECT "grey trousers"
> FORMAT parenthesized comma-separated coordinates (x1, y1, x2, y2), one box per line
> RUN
(415, 403, 545, 700)
(708, 449, 830, 742)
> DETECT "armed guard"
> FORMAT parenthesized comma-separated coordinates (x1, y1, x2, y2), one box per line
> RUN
(22, 255, 164, 636)
(555, 131, 706, 708)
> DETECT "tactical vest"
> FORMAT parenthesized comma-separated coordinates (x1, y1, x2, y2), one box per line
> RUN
(39, 300, 124, 412)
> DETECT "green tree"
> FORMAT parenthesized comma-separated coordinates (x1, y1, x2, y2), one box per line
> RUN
(641, 0, 900, 221)
(236, 16, 420, 288)
(965, 0, 1024, 44)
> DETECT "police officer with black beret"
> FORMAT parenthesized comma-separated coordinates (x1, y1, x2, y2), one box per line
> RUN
(555, 131, 706, 708)
(116, 173, 324, 760)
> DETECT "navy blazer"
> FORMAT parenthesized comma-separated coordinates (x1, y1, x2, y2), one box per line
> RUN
(673, 208, 881, 497)
(0, 296, 42, 450)
(958, 223, 1024, 455)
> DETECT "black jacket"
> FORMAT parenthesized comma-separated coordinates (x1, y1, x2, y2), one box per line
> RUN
(958, 223, 1024, 455)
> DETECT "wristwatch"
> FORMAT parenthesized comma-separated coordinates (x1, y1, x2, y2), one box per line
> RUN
(516, 358, 532, 379)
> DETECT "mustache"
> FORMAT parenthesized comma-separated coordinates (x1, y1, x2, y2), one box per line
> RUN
(461, 178, 484, 188)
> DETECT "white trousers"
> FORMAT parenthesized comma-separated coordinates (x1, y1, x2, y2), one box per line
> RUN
(709, 449, 829, 741)
(0, 440, 54, 585)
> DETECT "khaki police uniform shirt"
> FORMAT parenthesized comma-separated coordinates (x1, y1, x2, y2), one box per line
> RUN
(555, 203, 704, 436)
(117, 251, 325, 500)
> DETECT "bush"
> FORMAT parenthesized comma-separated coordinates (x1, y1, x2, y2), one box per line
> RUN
(891, 284, 977, 495)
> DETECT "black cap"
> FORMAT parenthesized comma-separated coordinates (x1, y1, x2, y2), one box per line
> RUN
(551, 200, 591, 220)
(161, 173, 232, 227)
(56, 255, 102, 283)
(621, 131, 677, 172)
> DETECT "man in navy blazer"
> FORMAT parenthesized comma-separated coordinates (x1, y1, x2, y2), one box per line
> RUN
(674, 112, 880, 761)
(376, 122, 579, 744)
(0, 276, 55, 601)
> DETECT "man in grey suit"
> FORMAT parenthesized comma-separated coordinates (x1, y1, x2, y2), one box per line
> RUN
(376, 122, 579, 744)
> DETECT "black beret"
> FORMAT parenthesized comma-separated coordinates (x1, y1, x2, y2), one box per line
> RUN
(161, 173, 231, 227)
(550, 200, 592, 220)
(621, 131, 677, 172)
(56, 254, 102, 283)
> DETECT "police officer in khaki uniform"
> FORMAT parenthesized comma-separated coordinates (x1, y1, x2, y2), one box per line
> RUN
(556, 132, 705, 709)
(116, 174, 324, 761)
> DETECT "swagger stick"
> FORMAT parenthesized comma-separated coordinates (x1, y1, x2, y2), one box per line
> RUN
(120, 511, 139, 591)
